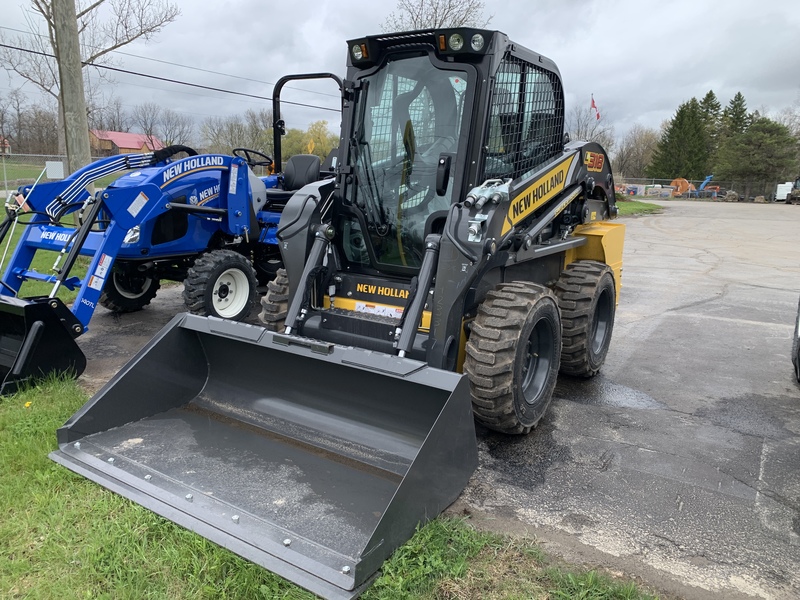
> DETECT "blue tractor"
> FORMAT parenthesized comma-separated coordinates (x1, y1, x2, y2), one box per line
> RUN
(0, 140, 330, 393)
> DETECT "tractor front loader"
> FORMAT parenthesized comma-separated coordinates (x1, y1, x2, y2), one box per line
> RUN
(52, 30, 625, 599)
(0, 144, 292, 394)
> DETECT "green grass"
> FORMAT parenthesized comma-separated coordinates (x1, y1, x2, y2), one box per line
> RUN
(616, 200, 662, 216)
(0, 161, 47, 183)
(1, 159, 128, 189)
(0, 380, 660, 599)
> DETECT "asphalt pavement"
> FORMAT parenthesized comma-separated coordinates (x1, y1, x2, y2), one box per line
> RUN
(76, 200, 800, 600)
(457, 200, 800, 600)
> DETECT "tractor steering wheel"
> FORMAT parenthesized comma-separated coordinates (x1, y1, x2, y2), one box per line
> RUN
(233, 148, 273, 168)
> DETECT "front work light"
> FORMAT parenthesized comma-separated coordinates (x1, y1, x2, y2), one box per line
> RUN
(352, 44, 364, 60)
(470, 33, 485, 51)
(448, 33, 464, 51)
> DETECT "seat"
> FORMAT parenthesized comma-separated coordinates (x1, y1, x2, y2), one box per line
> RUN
(265, 154, 321, 207)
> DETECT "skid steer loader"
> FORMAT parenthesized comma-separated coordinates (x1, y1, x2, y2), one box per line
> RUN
(51, 29, 625, 599)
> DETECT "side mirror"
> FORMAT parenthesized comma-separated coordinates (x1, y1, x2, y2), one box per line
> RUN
(436, 154, 452, 196)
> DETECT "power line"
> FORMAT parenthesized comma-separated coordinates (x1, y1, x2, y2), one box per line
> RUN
(0, 24, 341, 99)
(0, 43, 341, 113)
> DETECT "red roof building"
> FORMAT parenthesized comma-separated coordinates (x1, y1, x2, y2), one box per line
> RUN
(89, 130, 164, 155)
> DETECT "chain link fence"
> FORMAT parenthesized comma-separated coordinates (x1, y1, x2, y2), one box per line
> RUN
(2, 153, 795, 203)
(616, 177, 793, 202)
(0, 153, 83, 199)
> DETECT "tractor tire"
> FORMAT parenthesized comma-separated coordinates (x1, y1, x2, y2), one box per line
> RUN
(792, 297, 800, 384)
(259, 268, 289, 332)
(464, 282, 561, 435)
(182, 250, 257, 321)
(555, 260, 616, 378)
(99, 262, 160, 313)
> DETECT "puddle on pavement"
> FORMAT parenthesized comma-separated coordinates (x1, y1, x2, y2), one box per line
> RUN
(555, 375, 667, 409)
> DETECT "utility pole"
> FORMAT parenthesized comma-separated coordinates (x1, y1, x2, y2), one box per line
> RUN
(52, 0, 91, 174)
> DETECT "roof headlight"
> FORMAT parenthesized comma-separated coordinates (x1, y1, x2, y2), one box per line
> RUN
(448, 33, 464, 51)
(352, 44, 363, 60)
(471, 33, 485, 51)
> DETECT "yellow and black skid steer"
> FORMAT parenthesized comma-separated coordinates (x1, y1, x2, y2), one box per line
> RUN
(51, 29, 624, 599)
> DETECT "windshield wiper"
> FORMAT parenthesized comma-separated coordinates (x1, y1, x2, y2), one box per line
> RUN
(349, 80, 389, 235)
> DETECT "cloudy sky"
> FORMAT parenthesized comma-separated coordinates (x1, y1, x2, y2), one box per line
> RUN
(1, 0, 799, 141)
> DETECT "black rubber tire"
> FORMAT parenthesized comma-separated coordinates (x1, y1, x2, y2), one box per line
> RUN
(792, 296, 800, 384)
(259, 268, 289, 331)
(182, 250, 257, 321)
(555, 260, 616, 378)
(99, 262, 160, 313)
(464, 282, 561, 435)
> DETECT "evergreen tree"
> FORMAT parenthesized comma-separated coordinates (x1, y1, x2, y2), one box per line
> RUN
(722, 92, 749, 136)
(647, 98, 710, 180)
(698, 90, 722, 162)
(715, 117, 798, 199)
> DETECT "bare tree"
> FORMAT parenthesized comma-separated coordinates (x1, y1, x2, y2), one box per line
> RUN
(200, 109, 273, 156)
(611, 124, 659, 179)
(0, 0, 179, 151)
(382, 0, 491, 31)
(566, 104, 615, 156)
(101, 96, 130, 132)
(131, 101, 161, 148)
(160, 108, 194, 146)
(774, 96, 800, 139)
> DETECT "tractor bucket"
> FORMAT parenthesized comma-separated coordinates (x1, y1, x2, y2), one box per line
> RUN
(50, 313, 477, 600)
(0, 296, 86, 395)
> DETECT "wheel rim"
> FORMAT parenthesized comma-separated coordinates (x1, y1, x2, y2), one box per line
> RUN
(212, 268, 249, 318)
(113, 271, 153, 300)
(521, 317, 555, 404)
(591, 288, 613, 355)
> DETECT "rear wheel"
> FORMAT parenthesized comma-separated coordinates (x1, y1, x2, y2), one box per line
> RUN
(555, 261, 616, 377)
(99, 262, 160, 313)
(183, 250, 257, 321)
(464, 282, 561, 435)
(792, 297, 800, 384)
(259, 268, 289, 331)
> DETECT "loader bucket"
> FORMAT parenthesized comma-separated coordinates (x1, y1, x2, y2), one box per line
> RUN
(51, 313, 477, 600)
(0, 296, 86, 395)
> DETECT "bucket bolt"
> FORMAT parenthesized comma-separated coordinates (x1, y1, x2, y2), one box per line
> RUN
(232, 515, 240, 524)
(341, 566, 351, 575)
(185, 494, 193, 502)
(107, 457, 114, 463)
(283, 539, 291, 547)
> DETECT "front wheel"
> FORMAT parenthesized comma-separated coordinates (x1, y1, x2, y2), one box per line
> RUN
(464, 282, 562, 435)
(258, 268, 289, 331)
(183, 250, 258, 321)
(792, 297, 800, 384)
(99, 262, 160, 313)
